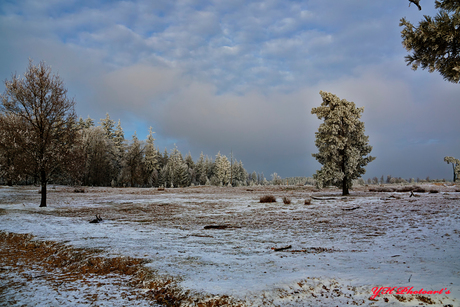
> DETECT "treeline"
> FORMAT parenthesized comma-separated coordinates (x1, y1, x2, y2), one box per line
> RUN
(0, 112, 257, 188)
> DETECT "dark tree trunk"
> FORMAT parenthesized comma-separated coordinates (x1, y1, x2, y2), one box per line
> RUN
(342, 177, 349, 196)
(39, 170, 47, 207)
(341, 155, 349, 196)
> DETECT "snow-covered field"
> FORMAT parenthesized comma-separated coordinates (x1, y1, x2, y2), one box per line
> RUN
(0, 184, 459, 306)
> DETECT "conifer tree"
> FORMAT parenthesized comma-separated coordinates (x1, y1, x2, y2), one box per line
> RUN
(78, 117, 86, 130)
(113, 120, 125, 153)
(215, 152, 231, 185)
(81, 126, 116, 186)
(85, 116, 95, 128)
(166, 145, 189, 187)
(185, 152, 195, 169)
(161, 148, 169, 168)
(204, 155, 214, 181)
(195, 152, 205, 185)
(144, 127, 158, 186)
(100, 113, 115, 140)
(311, 91, 375, 195)
(251, 171, 257, 184)
(444, 156, 460, 182)
(400, 0, 460, 83)
(112, 119, 125, 184)
(123, 132, 144, 187)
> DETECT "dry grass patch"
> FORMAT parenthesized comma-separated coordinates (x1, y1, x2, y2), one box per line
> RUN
(0, 231, 244, 306)
(260, 195, 277, 203)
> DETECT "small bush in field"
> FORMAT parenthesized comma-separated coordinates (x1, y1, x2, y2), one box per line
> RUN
(305, 198, 311, 205)
(429, 189, 439, 193)
(260, 195, 276, 203)
(282, 197, 291, 204)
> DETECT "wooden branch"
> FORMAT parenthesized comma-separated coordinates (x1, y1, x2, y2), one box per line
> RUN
(342, 206, 360, 211)
(272, 245, 292, 251)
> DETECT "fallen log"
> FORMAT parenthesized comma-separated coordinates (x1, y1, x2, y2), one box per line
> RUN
(204, 225, 229, 229)
(342, 206, 360, 211)
(272, 245, 292, 251)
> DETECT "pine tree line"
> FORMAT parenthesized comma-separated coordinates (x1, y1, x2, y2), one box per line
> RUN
(0, 112, 262, 188)
(0, 109, 297, 188)
(75, 113, 257, 188)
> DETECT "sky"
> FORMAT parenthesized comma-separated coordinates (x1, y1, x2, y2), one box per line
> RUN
(0, 0, 459, 181)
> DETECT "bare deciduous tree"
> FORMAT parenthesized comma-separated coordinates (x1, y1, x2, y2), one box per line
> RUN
(1, 60, 78, 207)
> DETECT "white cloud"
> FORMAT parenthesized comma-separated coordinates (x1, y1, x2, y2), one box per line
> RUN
(1, 0, 459, 179)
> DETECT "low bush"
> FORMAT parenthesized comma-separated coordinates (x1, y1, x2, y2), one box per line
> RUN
(260, 195, 276, 203)
(282, 197, 291, 204)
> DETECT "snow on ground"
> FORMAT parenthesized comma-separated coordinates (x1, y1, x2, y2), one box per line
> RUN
(0, 184, 459, 306)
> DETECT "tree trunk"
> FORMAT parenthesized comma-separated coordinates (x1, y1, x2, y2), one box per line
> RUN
(342, 177, 349, 196)
(39, 170, 47, 207)
(341, 156, 349, 196)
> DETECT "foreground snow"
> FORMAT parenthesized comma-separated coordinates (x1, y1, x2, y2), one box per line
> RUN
(0, 184, 458, 306)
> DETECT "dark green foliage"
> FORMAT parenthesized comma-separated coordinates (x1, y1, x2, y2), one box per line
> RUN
(400, 0, 460, 83)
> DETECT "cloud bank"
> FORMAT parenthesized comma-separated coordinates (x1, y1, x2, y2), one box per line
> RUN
(1, 0, 459, 179)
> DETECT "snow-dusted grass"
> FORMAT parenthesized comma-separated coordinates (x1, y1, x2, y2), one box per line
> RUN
(0, 184, 459, 306)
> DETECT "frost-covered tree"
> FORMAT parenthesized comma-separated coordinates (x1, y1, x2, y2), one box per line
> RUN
(113, 120, 125, 153)
(215, 152, 231, 185)
(81, 126, 116, 186)
(112, 119, 125, 182)
(78, 116, 94, 130)
(0, 114, 30, 185)
(100, 113, 116, 140)
(400, 0, 460, 83)
(271, 172, 283, 185)
(251, 171, 257, 184)
(0, 60, 78, 207)
(184, 152, 195, 169)
(203, 155, 214, 183)
(143, 127, 158, 186)
(195, 152, 206, 185)
(123, 132, 144, 187)
(444, 156, 460, 181)
(311, 91, 375, 196)
(164, 145, 189, 187)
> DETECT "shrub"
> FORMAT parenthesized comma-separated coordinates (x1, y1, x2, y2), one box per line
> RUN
(260, 195, 276, 203)
(429, 189, 439, 193)
(74, 187, 85, 193)
(282, 196, 291, 204)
